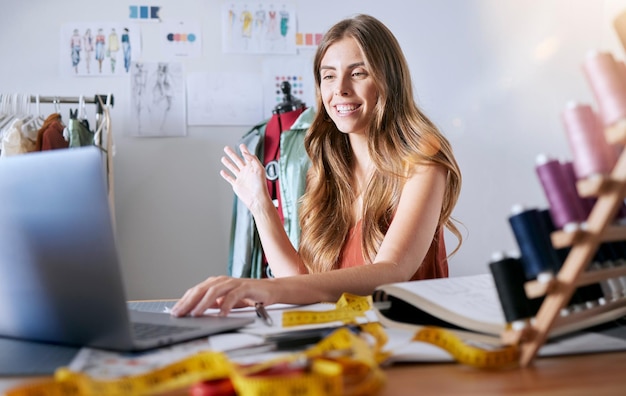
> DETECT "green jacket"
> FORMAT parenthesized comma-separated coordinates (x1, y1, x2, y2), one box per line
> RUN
(228, 107, 314, 278)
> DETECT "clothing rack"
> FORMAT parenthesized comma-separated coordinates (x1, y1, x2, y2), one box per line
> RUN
(24, 93, 117, 221)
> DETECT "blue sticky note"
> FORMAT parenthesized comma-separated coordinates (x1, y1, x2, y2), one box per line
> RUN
(129, 6, 138, 19)
(150, 6, 160, 20)
(140, 6, 148, 19)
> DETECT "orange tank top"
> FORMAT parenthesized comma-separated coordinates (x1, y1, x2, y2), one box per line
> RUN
(337, 220, 448, 280)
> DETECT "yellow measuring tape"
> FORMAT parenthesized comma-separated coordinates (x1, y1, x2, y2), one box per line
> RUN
(413, 327, 519, 369)
(281, 293, 371, 327)
(6, 293, 519, 396)
(6, 325, 386, 396)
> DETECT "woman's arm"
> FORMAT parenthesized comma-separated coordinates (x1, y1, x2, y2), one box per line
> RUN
(172, 163, 446, 317)
(221, 144, 306, 277)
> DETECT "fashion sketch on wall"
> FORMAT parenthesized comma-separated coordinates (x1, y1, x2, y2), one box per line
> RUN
(129, 61, 186, 137)
(222, 1, 297, 54)
(61, 22, 140, 77)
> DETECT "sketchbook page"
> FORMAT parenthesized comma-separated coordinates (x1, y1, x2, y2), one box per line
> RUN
(378, 274, 506, 334)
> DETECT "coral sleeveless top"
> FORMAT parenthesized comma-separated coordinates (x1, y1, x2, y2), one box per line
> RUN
(338, 220, 449, 280)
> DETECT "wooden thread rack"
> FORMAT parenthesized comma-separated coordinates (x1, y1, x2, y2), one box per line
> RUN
(501, 122, 626, 367)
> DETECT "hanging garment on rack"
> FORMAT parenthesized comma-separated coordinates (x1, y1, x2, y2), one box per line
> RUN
(36, 113, 68, 151)
(263, 106, 307, 224)
(0, 119, 36, 157)
(228, 107, 314, 279)
(67, 109, 94, 148)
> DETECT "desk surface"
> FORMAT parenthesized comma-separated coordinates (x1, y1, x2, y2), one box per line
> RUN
(3, 351, 626, 395)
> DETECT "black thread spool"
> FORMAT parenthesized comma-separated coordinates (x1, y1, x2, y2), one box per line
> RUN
(537, 208, 600, 312)
(595, 243, 626, 301)
(607, 241, 626, 293)
(489, 251, 537, 329)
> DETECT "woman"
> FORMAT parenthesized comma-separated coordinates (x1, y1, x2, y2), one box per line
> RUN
(172, 14, 462, 317)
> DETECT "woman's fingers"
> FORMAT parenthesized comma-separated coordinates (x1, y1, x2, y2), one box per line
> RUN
(171, 277, 268, 317)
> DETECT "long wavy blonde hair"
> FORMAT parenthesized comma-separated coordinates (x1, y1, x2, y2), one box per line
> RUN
(298, 14, 462, 274)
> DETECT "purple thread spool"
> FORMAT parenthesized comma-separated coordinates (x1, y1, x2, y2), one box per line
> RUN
(535, 155, 586, 230)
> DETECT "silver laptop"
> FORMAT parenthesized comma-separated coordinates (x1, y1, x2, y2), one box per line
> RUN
(0, 147, 253, 351)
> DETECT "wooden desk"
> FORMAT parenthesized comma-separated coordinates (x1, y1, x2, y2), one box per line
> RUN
(3, 351, 626, 395)
(380, 352, 626, 395)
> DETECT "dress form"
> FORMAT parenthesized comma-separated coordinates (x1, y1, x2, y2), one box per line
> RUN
(261, 82, 306, 277)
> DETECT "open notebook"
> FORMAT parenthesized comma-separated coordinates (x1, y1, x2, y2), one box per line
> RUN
(0, 147, 253, 357)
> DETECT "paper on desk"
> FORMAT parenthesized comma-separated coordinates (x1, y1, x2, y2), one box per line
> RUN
(68, 339, 214, 379)
(67, 331, 287, 379)
(235, 302, 380, 336)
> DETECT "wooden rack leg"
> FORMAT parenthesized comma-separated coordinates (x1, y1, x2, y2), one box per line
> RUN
(519, 146, 626, 367)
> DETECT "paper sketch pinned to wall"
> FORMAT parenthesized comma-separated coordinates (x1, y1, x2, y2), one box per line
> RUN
(60, 22, 141, 77)
(187, 72, 264, 126)
(129, 61, 187, 137)
(160, 20, 202, 59)
(262, 56, 315, 117)
(222, 1, 297, 54)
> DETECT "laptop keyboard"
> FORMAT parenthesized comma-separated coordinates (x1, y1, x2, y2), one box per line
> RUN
(132, 322, 199, 340)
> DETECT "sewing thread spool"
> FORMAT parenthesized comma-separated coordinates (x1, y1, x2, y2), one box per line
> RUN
(508, 205, 560, 282)
(561, 101, 617, 179)
(535, 155, 586, 230)
(582, 51, 626, 128)
(489, 251, 536, 330)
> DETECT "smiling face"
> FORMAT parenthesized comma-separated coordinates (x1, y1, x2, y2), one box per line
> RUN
(319, 37, 378, 136)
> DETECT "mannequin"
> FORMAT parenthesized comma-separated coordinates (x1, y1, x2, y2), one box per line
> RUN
(228, 82, 311, 279)
(272, 81, 305, 114)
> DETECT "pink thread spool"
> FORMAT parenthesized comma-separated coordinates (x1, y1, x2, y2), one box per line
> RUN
(561, 101, 617, 179)
(582, 51, 626, 130)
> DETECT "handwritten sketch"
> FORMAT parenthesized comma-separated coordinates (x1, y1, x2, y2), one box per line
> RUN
(221, 1, 297, 54)
(60, 22, 141, 77)
(130, 61, 186, 137)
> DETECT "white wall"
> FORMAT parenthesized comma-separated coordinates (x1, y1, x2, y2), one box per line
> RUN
(1, 0, 624, 299)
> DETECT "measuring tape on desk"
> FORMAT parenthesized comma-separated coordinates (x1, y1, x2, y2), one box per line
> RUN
(6, 294, 520, 396)
(6, 325, 386, 396)
(282, 293, 520, 369)
(282, 293, 372, 327)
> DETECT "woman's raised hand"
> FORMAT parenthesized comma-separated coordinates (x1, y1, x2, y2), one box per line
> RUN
(220, 144, 272, 213)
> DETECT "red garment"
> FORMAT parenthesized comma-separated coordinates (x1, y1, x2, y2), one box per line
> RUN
(338, 220, 448, 280)
(39, 121, 68, 151)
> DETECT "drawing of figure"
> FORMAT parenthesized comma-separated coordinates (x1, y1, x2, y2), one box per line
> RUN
(152, 63, 174, 130)
(132, 62, 149, 133)
(254, 4, 266, 44)
(280, 7, 290, 38)
(95, 28, 105, 73)
(107, 28, 120, 73)
(83, 28, 94, 74)
(70, 29, 81, 74)
(240, 7, 253, 38)
(121, 28, 131, 73)
(267, 6, 279, 41)
(227, 4, 237, 45)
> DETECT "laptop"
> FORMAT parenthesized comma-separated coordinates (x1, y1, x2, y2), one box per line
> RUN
(0, 146, 254, 352)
